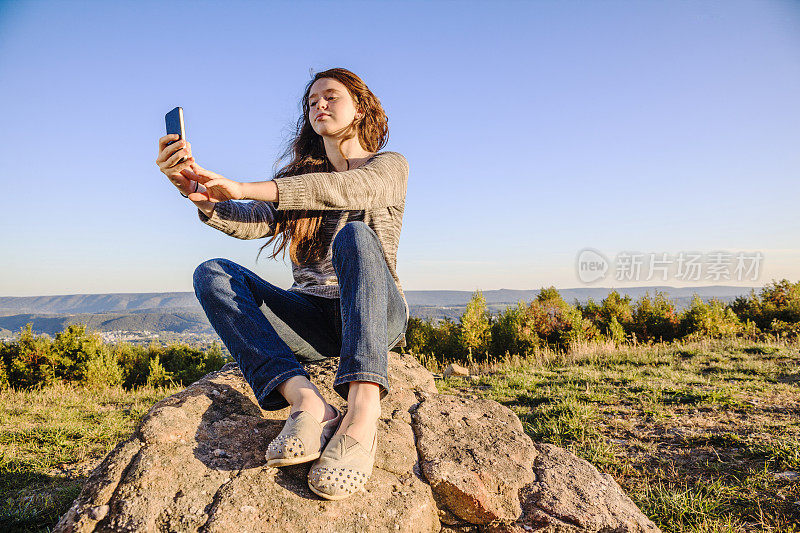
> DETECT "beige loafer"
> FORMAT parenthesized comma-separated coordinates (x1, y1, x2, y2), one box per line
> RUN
(266, 405, 342, 467)
(307, 425, 378, 500)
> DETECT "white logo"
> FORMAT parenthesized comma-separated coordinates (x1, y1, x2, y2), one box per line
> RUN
(576, 248, 609, 283)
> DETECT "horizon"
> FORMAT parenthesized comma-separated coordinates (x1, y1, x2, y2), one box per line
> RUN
(1, 0, 799, 296)
(0, 283, 772, 300)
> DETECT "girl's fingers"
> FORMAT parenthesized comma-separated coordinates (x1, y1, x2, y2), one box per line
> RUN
(157, 138, 186, 164)
(184, 168, 213, 184)
(187, 191, 212, 202)
(180, 168, 200, 181)
(202, 178, 225, 189)
(165, 150, 192, 168)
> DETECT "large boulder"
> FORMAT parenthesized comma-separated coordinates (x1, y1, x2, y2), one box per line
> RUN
(54, 353, 659, 533)
(413, 393, 660, 533)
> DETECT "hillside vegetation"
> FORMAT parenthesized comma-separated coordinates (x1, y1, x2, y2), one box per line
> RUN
(407, 279, 800, 367)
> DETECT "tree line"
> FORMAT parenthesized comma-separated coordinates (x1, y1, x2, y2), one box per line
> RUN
(1, 279, 797, 390)
(0, 324, 228, 391)
(403, 279, 800, 364)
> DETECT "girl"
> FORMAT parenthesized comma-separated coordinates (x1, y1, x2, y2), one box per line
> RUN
(155, 67, 409, 500)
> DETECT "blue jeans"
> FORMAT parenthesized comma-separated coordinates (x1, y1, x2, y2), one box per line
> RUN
(193, 221, 409, 411)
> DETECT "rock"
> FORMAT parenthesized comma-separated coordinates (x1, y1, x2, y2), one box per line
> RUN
(55, 352, 659, 533)
(412, 393, 536, 525)
(519, 444, 660, 532)
(54, 354, 440, 533)
(444, 363, 470, 378)
(774, 471, 800, 481)
(412, 394, 658, 532)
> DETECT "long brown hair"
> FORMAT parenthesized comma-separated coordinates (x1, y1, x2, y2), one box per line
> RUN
(257, 67, 389, 265)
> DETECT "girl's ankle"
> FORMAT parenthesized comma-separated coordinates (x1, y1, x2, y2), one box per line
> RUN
(290, 396, 330, 424)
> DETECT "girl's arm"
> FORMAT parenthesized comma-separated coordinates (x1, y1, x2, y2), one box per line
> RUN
(177, 162, 278, 240)
(197, 199, 279, 240)
(185, 151, 408, 211)
(249, 152, 408, 210)
(271, 152, 408, 210)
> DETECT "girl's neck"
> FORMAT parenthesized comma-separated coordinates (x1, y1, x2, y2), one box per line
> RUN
(323, 136, 375, 171)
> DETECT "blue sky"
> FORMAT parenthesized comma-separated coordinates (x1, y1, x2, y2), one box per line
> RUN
(1, 0, 798, 297)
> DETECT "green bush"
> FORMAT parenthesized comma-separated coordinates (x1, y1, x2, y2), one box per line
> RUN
(0, 357, 9, 391)
(628, 291, 680, 343)
(578, 290, 633, 343)
(678, 295, 744, 340)
(82, 349, 125, 389)
(530, 287, 599, 350)
(158, 343, 228, 385)
(607, 316, 626, 344)
(52, 324, 105, 382)
(731, 279, 800, 335)
(1, 324, 58, 389)
(404, 316, 434, 355)
(146, 354, 175, 387)
(770, 319, 800, 339)
(429, 317, 466, 362)
(489, 302, 540, 357)
(0, 323, 229, 391)
(459, 290, 492, 362)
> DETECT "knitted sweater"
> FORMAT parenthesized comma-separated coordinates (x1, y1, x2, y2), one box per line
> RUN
(197, 151, 409, 347)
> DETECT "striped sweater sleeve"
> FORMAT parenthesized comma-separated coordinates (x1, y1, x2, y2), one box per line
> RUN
(197, 200, 278, 240)
(273, 152, 408, 210)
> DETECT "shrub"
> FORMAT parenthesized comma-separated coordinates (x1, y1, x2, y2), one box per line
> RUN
(0, 357, 9, 390)
(578, 291, 633, 344)
(146, 354, 175, 387)
(158, 343, 228, 385)
(489, 302, 540, 357)
(731, 279, 800, 335)
(607, 316, 626, 344)
(770, 319, 800, 339)
(491, 287, 600, 353)
(428, 317, 465, 362)
(628, 291, 680, 343)
(81, 349, 125, 389)
(459, 290, 492, 361)
(678, 295, 744, 340)
(404, 316, 434, 355)
(403, 315, 463, 362)
(535, 287, 599, 350)
(52, 323, 105, 382)
(0, 323, 229, 391)
(2, 323, 58, 389)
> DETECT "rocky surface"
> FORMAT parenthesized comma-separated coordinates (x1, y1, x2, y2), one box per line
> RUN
(55, 353, 660, 533)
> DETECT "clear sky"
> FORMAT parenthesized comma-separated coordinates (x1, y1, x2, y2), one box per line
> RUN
(1, 0, 798, 297)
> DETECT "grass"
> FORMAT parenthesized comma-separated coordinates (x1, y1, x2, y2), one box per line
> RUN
(0, 381, 183, 532)
(432, 337, 800, 532)
(1, 338, 798, 532)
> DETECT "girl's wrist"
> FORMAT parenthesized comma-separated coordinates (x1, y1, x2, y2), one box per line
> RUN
(239, 182, 251, 200)
(239, 180, 278, 202)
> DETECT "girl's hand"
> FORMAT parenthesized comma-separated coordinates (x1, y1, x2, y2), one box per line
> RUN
(156, 134, 196, 195)
(180, 165, 245, 202)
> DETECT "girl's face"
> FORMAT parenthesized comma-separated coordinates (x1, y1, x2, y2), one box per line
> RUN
(308, 77, 362, 137)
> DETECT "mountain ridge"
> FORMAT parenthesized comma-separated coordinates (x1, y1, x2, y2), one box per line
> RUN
(0, 285, 759, 315)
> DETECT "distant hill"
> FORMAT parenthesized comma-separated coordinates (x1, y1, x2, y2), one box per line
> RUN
(0, 292, 198, 315)
(0, 286, 760, 338)
(0, 309, 210, 336)
(0, 286, 759, 314)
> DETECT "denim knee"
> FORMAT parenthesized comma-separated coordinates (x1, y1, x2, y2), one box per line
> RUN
(193, 257, 236, 302)
(332, 221, 382, 262)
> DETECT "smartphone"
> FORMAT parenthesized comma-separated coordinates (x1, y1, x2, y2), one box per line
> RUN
(165, 106, 186, 164)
